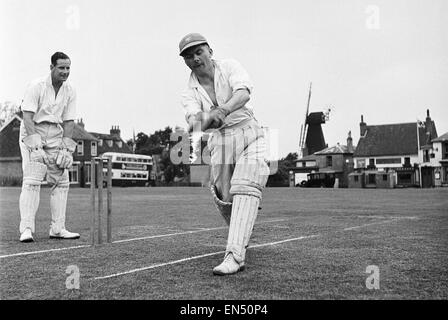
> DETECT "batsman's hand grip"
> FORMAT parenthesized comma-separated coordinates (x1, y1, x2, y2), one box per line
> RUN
(188, 112, 214, 133)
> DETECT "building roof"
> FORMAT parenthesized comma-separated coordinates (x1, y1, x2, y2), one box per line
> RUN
(432, 132, 448, 143)
(90, 132, 133, 153)
(73, 123, 98, 141)
(0, 114, 22, 133)
(0, 115, 21, 158)
(314, 143, 354, 155)
(90, 132, 122, 141)
(354, 122, 437, 157)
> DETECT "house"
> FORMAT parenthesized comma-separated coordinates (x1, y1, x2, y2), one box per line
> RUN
(352, 110, 438, 188)
(88, 123, 132, 155)
(291, 132, 355, 187)
(290, 154, 319, 186)
(348, 170, 395, 189)
(73, 120, 133, 187)
(419, 131, 448, 187)
(312, 134, 355, 188)
(0, 114, 23, 185)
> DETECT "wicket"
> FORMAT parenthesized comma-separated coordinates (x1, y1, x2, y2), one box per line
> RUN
(90, 157, 112, 245)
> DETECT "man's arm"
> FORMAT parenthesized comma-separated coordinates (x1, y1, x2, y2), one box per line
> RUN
(22, 111, 37, 135)
(206, 88, 250, 127)
(218, 88, 250, 116)
(62, 120, 74, 138)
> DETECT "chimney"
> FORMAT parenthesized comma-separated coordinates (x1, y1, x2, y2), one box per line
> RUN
(425, 109, 432, 131)
(424, 109, 434, 144)
(77, 118, 85, 129)
(360, 115, 367, 137)
(110, 125, 121, 138)
(347, 130, 353, 152)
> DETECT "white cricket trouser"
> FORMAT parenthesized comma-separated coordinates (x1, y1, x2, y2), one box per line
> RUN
(19, 122, 70, 233)
(208, 118, 269, 263)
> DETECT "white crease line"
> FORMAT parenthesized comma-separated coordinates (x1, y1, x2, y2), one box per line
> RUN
(94, 219, 402, 280)
(343, 219, 398, 231)
(0, 244, 90, 259)
(0, 219, 289, 259)
(94, 251, 225, 280)
(112, 218, 288, 244)
(356, 215, 418, 220)
(250, 234, 320, 248)
(94, 234, 321, 280)
(112, 227, 224, 244)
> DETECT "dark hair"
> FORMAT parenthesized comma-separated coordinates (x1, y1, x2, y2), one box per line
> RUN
(51, 52, 70, 66)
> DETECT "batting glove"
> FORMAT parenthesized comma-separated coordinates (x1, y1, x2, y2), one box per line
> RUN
(56, 137, 77, 169)
(56, 150, 73, 169)
(22, 134, 49, 165)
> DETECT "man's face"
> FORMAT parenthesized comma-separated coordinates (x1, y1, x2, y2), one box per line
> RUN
(182, 44, 213, 72)
(50, 59, 71, 82)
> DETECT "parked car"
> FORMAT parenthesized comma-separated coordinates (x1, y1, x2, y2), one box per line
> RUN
(299, 172, 335, 188)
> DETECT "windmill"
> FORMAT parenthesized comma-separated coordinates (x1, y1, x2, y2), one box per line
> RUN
(298, 83, 332, 158)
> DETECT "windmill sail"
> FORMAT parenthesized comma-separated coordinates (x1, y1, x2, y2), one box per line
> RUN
(298, 82, 312, 157)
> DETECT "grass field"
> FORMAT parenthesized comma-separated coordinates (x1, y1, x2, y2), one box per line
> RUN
(0, 186, 447, 300)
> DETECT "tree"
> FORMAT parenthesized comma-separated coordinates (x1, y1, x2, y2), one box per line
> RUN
(132, 126, 189, 184)
(283, 152, 298, 166)
(0, 101, 20, 128)
(266, 152, 298, 187)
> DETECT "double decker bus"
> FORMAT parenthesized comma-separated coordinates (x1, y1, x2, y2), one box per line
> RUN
(101, 152, 154, 187)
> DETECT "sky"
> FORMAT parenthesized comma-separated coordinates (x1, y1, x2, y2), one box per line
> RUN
(1, 0, 447, 158)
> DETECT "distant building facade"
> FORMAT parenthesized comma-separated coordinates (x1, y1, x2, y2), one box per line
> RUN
(0, 115, 22, 185)
(419, 131, 448, 187)
(291, 132, 355, 188)
(351, 110, 439, 188)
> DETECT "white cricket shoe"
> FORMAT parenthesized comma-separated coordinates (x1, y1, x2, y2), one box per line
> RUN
(213, 252, 245, 276)
(49, 228, 80, 239)
(20, 228, 34, 242)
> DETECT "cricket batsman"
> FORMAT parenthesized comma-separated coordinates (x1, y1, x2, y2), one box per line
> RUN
(179, 33, 270, 275)
(18, 52, 80, 242)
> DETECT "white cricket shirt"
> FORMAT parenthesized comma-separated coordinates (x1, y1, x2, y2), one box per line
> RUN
(21, 75, 76, 124)
(181, 59, 255, 128)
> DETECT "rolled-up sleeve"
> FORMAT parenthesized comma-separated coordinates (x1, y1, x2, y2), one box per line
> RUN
(181, 88, 202, 122)
(21, 83, 40, 113)
(225, 59, 254, 95)
(62, 87, 77, 121)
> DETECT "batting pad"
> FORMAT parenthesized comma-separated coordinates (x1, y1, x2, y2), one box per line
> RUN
(23, 162, 47, 186)
(229, 160, 269, 199)
(50, 186, 69, 234)
(19, 184, 41, 233)
(211, 184, 232, 225)
(226, 194, 260, 263)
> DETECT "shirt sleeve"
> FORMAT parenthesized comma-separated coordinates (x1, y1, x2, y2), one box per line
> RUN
(181, 88, 202, 122)
(20, 82, 41, 113)
(62, 87, 77, 121)
(225, 59, 254, 95)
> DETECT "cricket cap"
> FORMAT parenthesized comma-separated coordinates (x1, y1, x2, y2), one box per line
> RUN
(179, 33, 208, 56)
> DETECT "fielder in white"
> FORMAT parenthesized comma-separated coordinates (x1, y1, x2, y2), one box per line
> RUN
(18, 52, 80, 242)
(179, 33, 270, 275)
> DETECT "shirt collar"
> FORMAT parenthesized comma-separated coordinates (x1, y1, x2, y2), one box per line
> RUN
(46, 75, 52, 87)
(188, 59, 219, 89)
